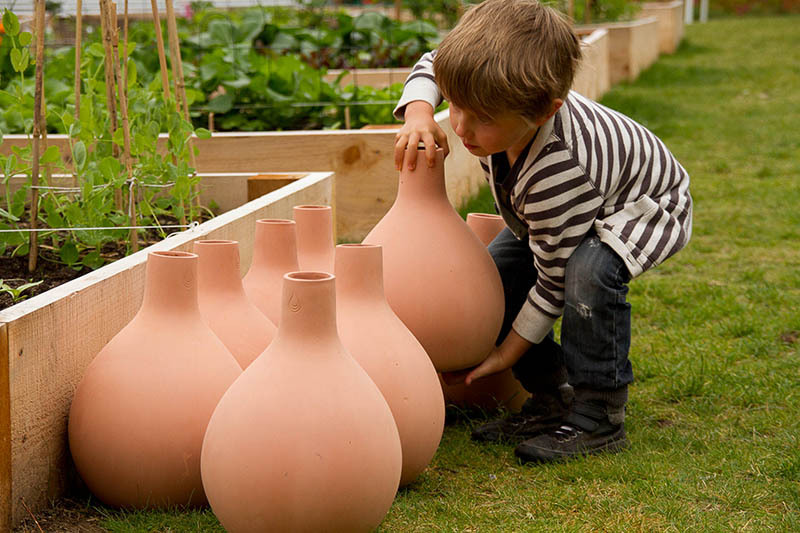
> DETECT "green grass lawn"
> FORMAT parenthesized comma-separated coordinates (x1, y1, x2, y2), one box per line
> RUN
(22, 15, 800, 533)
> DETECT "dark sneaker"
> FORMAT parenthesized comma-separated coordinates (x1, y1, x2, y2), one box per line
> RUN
(471, 385, 573, 443)
(514, 399, 629, 463)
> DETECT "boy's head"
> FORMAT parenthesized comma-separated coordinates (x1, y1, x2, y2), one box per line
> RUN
(433, 0, 581, 124)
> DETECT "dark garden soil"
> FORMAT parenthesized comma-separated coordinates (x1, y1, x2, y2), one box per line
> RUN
(13, 497, 107, 532)
(0, 215, 213, 312)
(0, 254, 93, 311)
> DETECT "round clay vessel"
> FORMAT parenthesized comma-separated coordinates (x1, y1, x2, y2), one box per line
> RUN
(293, 205, 335, 273)
(441, 214, 529, 412)
(335, 244, 444, 486)
(363, 149, 505, 372)
(68, 251, 242, 508)
(201, 271, 402, 533)
(466, 213, 507, 246)
(194, 240, 276, 369)
(242, 218, 299, 325)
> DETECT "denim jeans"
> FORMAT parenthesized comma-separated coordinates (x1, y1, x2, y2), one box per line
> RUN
(488, 228, 633, 391)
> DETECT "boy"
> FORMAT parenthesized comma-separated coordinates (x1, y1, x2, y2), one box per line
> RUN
(393, 0, 692, 463)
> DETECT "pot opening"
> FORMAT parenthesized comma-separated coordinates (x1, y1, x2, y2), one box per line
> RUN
(256, 218, 294, 225)
(286, 271, 334, 282)
(151, 251, 196, 259)
(294, 205, 330, 210)
(469, 213, 502, 219)
(337, 243, 379, 249)
(195, 239, 236, 245)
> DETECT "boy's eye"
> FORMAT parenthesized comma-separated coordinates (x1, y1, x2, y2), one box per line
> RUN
(477, 115, 494, 124)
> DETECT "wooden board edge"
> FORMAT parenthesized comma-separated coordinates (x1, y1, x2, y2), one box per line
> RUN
(0, 322, 10, 533)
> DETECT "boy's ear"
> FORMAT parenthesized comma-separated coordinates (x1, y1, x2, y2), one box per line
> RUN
(535, 98, 564, 126)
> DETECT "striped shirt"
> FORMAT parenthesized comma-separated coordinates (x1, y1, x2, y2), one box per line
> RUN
(396, 51, 693, 344)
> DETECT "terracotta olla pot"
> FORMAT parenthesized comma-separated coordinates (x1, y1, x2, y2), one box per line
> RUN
(363, 149, 505, 372)
(293, 204, 335, 273)
(440, 214, 529, 412)
(201, 272, 402, 533)
(194, 240, 277, 369)
(335, 244, 444, 486)
(68, 251, 242, 508)
(242, 218, 299, 325)
(466, 212, 507, 246)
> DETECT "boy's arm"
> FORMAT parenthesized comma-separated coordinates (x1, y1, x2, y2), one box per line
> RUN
(393, 51, 442, 121)
(513, 173, 604, 345)
(393, 51, 450, 170)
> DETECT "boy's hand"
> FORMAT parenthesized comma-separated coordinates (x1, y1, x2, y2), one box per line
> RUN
(441, 329, 533, 386)
(394, 100, 450, 171)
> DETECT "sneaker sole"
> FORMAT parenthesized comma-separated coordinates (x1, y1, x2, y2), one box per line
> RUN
(514, 436, 630, 464)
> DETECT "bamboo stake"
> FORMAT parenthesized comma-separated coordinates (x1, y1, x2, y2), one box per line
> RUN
(122, 0, 129, 93)
(108, 1, 138, 252)
(165, 0, 200, 222)
(28, 0, 46, 273)
(149, 0, 172, 102)
(99, 0, 122, 211)
(568, 0, 575, 21)
(584, 0, 592, 24)
(163, 0, 182, 116)
(72, 0, 82, 188)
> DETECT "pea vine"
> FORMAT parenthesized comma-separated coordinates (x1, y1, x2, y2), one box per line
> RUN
(0, 8, 210, 272)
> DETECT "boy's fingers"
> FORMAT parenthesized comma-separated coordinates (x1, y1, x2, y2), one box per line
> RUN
(421, 132, 437, 167)
(435, 129, 451, 158)
(394, 133, 408, 170)
(441, 368, 473, 386)
(404, 132, 421, 170)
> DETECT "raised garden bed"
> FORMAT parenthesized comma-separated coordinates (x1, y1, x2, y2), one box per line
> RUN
(639, 0, 686, 54)
(576, 16, 661, 85)
(0, 171, 333, 530)
(572, 28, 611, 101)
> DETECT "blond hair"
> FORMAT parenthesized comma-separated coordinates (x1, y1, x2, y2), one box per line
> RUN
(434, 0, 581, 122)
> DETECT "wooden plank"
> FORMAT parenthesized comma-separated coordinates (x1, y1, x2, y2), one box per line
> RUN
(324, 68, 412, 89)
(4, 171, 317, 217)
(572, 29, 610, 100)
(0, 172, 333, 528)
(1, 120, 484, 242)
(576, 17, 660, 85)
(640, 1, 685, 54)
(247, 174, 307, 202)
(0, 323, 10, 533)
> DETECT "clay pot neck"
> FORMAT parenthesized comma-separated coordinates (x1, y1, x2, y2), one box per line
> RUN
(334, 244, 385, 302)
(140, 251, 201, 316)
(395, 149, 449, 206)
(195, 240, 246, 294)
(275, 272, 340, 344)
(251, 219, 298, 272)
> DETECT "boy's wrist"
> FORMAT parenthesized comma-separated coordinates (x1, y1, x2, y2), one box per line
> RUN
(404, 100, 435, 120)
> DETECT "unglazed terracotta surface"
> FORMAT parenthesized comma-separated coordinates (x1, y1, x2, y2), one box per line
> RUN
(242, 218, 299, 325)
(441, 214, 530, 412)
(466, 212, 507, 246)
(335, 244, 444, 486)
(363, 149, 505, 372)
(68, 251, 242, 508)
(201, 272, 402, 533)
(194, 240, 276, 369)
(294, 204, 335, 273)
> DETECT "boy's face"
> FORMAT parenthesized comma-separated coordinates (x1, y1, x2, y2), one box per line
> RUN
(449, 103, 538, 158)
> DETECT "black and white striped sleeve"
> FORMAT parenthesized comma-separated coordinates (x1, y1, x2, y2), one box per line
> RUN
(393, 51, 443, 120)
(512, 150, 603, 344)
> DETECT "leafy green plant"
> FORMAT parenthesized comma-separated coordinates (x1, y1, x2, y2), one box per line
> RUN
(0, 278, 43, 303)
(403, 0, 464, 28)
(0, 8, 204, 271)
